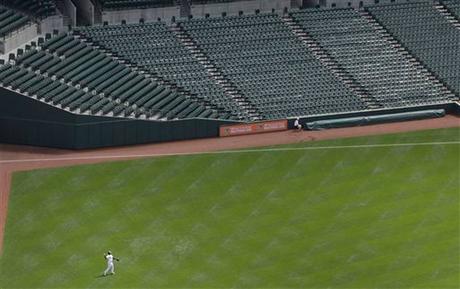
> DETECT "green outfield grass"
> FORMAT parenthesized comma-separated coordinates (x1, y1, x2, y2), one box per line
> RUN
(0, 128, 459, 288)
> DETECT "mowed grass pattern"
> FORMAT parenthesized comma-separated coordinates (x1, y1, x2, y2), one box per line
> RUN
(0, 128, 459, 288)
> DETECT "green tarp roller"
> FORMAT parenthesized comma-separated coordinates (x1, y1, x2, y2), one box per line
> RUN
(306, 109, 446, 130)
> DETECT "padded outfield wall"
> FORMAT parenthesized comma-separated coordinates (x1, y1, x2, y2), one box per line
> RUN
(0, 87, 236, 149)
(1, 87, 458, 149)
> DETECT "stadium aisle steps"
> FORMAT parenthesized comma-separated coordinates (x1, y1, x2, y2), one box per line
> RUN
(366, 2, 460, 99)
(178, 13, 368, 119)
(291, 7, 455, 108)
(75, 22, 249, 121)
(359, 8, 458, 101)
(170, 23, 262, 121)
(282, 13, 382, 110)
(439, 0, 460, 22)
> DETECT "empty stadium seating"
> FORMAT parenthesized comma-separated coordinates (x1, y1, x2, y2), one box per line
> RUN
(1, 2, 458, 126)
(2, 33, 223, 120)
(77, 22, 247, 120)
(97, 0, 175, 10)
(0, 6, 31, 37)
(3, 0, 57, 18)
(65, 9, 458, 120)
(0, 63, 119, 115)
(366, 1, 460, 97)
(179, 13, 368, 119)
(441, 0, 460, 19)
(291, 7, 455, 108)
(192, 0, 249, 3)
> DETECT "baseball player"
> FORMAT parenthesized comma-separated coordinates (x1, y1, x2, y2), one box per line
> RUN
(103, 250, 119, 276)
(294, 117, 302, 131)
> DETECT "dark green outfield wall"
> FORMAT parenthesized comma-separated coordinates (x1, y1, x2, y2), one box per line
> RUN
(1, 88, 458, 149)
(0, 88, 236, 149)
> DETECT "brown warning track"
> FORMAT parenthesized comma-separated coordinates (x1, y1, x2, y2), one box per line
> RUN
(0, 115, 459, 255)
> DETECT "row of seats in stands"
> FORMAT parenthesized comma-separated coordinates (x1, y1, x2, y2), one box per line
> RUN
(77, 23, 245, 120)
(192, 0, 258, 4)
(97, 0, 175, 10)
(5, 33, 222, 120)
(441, 0, 460, 20)
(179, 13, 368, 119)
(0, 5, 30, 37)
(0, 63, 134, 115)
(290, 8, 456, 109)
(97, 0, 250, 9)
(2, 0, 56, 18)
(79, 10, 456, 120)
(5, 4, 456, 122)
(366, 1, 460, 97)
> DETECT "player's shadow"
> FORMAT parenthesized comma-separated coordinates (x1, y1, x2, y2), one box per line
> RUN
(95, 274, 108, 278)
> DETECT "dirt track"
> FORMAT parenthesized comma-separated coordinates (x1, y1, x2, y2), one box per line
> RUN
(0, 115, 459, 254)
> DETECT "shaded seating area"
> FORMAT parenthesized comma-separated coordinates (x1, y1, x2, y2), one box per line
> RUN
(0, 6, 30, 37)
(2, 0, 57, 18)
(6, 33, 221, 120)
(441, 0, 460, 20)
(291, 8, 455, 109)
(366, 1, 460, 97)
(0, 63, 124, 115)
(78, 22, 243, 120)
(96, 0, 175, 10)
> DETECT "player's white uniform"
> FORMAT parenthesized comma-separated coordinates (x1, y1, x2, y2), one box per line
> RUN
(294, 119, 302, 130)
(103, 253, 115, 275)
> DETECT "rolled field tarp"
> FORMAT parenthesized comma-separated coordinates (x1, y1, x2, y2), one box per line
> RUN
(306, 109, 446, 130)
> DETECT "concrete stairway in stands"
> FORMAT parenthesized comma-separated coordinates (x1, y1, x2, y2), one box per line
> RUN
(171, 23, 263, 121)
(74, 32, 229, 118)
(359, 9, 458, 100)
(434, 2, 460, 29)
(282, 14, 383, 110)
